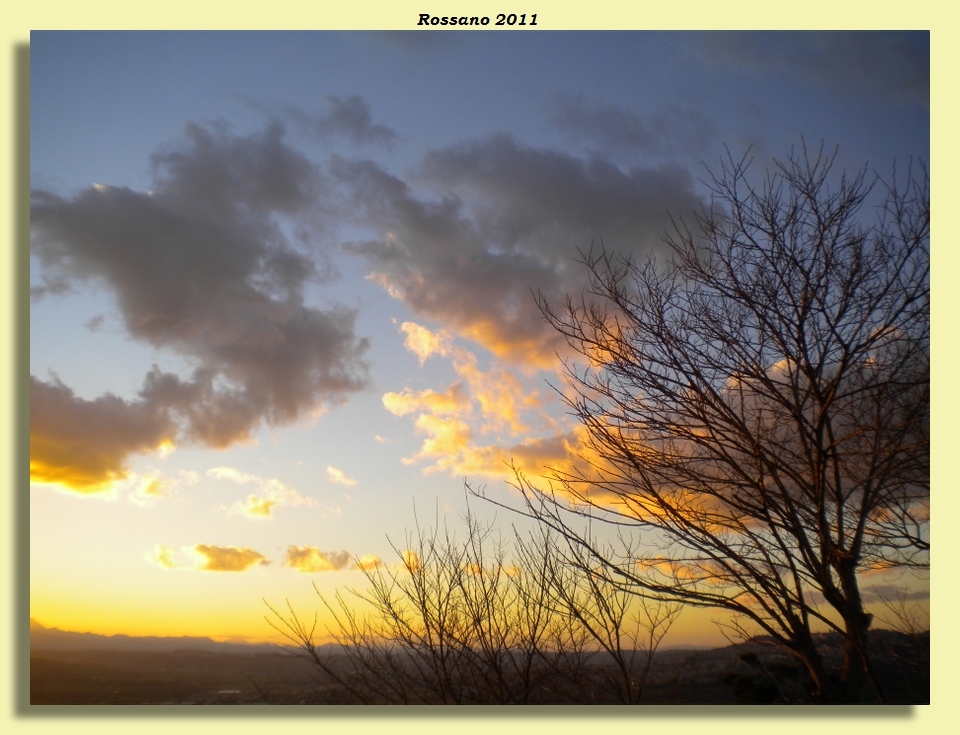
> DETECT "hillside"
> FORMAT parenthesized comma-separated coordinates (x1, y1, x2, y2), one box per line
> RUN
(29, 623, 929, 705)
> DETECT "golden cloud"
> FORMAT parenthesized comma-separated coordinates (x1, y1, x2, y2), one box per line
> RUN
(401, 549, 422, 573)
(29, 377, 176, 494)
(284, 546, 361, 572)
(242, 495, 277, 518)
(405, 414, 474, 469)
(146, 544, 179, 570)
(355, 554, 384, 572)
(193, 544, 270, 572)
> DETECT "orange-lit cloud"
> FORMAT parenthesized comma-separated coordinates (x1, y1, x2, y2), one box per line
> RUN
(405, 414, 474, 469)
(458, 319, 564, 370)
(192, 544, 270, 572)
(385, 385, 625, 506)
(29, 376, 176, 493)
(383, 383, 471, 418)
(454, 357, 539, 435)
(343, 136, 701, 367)
(384, 328, 585, 481)
(401, 549, 422, 573)
(387, 323, 562, 476)
(284, 546, 382, 573)
(355, 554, 384, 572)
(399, 321, 453, 364)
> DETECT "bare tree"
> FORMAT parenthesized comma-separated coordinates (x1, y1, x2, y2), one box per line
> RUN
(520, 525, 682, 704)
(503, 144, 929, 703)
(266, 502, 679, 704)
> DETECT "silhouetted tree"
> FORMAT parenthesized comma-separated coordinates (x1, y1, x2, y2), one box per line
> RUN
(503, 144, 928, 703)
(266, 502, 678, 704)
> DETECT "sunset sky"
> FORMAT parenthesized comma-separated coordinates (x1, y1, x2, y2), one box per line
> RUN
(29, 30, 930, 647)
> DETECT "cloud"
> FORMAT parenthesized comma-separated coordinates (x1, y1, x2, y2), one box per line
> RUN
(147, 542, 273, 571)
(687, 31, 928, 107)
(394, 322, 542, 433)
(311, 95, 398, 147)
(381, 333, 619, 491)
(325, 466, 358, 487)
(338, 134, 701, 365)
(862, 584, 929, 604)
(404, 414, 475, 468)
(407, 424, 592, 481)
(128, 468, 202, 507)
(548, 92, 717, 157)
(399, 321, 453, 364)
(128, 475, 170, 506)
(453, 356, 536, 435)
(29, 376, 176, 492)
(146, 545, 180, 570)
(401, 549, 422, 573)
(207, 466, 319, 519)
(247, 94, 397, 147)
(284, 546, 380, 573)
(383, 383, 471, 419)
(192, 544, 270, 572)
(386, 390, 578, 479)
(355, 554, 384, 571)
(239, 495, 277, 518)
(30, 121, 370, 491)
(386, 322, 559, 474)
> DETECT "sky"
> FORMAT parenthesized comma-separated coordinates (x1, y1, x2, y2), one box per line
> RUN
(29, 30, 930, 647)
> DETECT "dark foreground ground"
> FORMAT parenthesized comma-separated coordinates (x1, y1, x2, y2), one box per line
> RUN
(30, 630, 929, 705)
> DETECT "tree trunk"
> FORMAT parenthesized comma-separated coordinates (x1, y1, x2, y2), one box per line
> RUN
(793, 628, 833, 703)
(838, 608, 883, 703)
(836, 558, 884, 703)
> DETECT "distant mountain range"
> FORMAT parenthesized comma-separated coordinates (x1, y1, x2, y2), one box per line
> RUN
(29, 619, 282, 655)
(29, 618, 711, 657)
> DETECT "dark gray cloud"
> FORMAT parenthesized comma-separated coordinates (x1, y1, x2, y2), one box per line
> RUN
(313, 95, 397, 146)
(29, 376, 177, 491)
(31, 121, 369, 488)
(338, 134, 703, 363)
(689, 31, 928, 107)
(549, 92, 717, 157)
(862, 584, 929, 604)
(244, 94, 397, 148)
